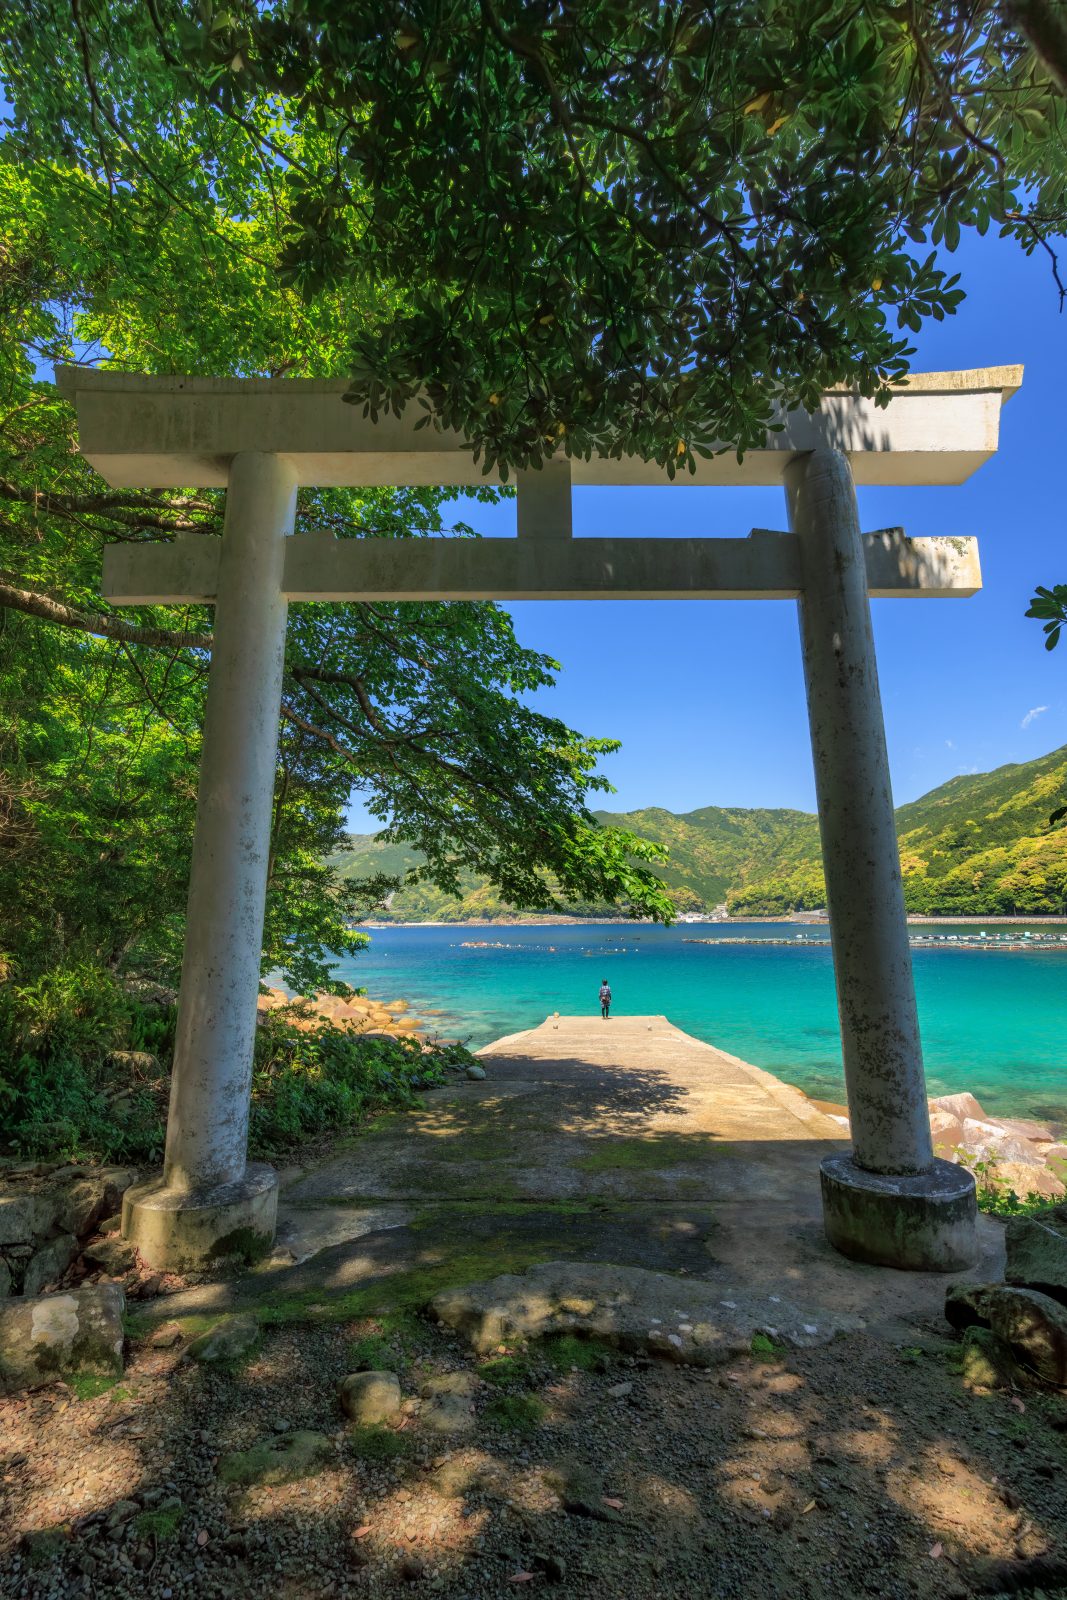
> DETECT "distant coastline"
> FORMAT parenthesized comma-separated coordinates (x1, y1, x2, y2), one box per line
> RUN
(361, 913, 1067, 929)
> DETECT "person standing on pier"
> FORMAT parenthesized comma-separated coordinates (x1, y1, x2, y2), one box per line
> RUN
(599, 979, 612, 1020)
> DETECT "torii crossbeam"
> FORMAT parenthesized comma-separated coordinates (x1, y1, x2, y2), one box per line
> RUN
(57, 364, 1022, 1278)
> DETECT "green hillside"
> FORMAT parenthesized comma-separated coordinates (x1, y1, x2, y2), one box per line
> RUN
(332, 745, 1067, 921)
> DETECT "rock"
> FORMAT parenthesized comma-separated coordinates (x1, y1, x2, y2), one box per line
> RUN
(23, 1233, 79, 1297)
(993, 1163, 1065, 1201)
(932, 1092, 988, 1123)
(945, 1282, 1067, 1386)
(960, 1125, 1046, 1167)
(54, 1178, 109, 1238)
(0, 1283, 125, 1394)
(419, 1373, 478, 1434)
(465, 1064, 487, 1081)
(108, 1049, 160, 1074)
(420, 1371, 480, 1399)
(1005, 1203, 1067, 1304)
(607, 1381, 634, 1398)
(0, 1192, 57, 1246)
(339, 1369, 402, 1425)
(929, 1112, 965, 1155)
(431, 1261, 862, 1361)
(0, 1258, 10, 1298)
(533, 1552, 566, 1583)
(218, 1429, 333, 1486)
(148, 1321, 184, 1349)
(543, 1459, 617, 1520)
(998, 1117, 1057, 1144)
(82, 1234, 139, 1276)
(186, 1315, 260, 1365)
(106, 1499, 141, 1530)
(960, 1326, 1016, 1390)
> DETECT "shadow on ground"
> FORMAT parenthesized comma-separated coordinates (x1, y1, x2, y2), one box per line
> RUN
(4, 1017, 1049, 1599)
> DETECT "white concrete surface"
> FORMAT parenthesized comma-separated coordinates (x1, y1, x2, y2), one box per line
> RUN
(102, 528, 982, 605)
(57, 365, 1021, 488)
(162, 451, 296, 1191)
(788, 448, 935, 1177)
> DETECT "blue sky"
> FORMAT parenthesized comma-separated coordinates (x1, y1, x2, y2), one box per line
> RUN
(348, 226, 1067, 830)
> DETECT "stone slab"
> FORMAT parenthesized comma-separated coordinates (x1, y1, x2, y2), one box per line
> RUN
(430, 1260, 864, 1360)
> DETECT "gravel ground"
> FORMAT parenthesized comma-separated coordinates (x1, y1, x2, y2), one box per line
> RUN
(2, 1307, 1066, 1600)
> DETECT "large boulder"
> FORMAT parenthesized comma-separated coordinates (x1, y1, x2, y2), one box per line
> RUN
(431, 1260, 862, 1361)
(186, 1315, 260, 1366)
(0, 1283, 125, 1394)
(0, 1192, 57, 1246)
(1005, 1203, 1067, 1304)
(928, 1111, 965, 1156)
(959, 1123, 1045, 1167)
(338, 1369, 401, 1425)
(931, 1092, 988, 1123)
(992, 1163, 1065, 1201)
(945, 1281, 1067, 1386)
(22, 1234, 79, 1298)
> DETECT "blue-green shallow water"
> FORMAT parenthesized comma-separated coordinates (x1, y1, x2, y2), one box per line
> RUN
(329, 922, 1067, 1120)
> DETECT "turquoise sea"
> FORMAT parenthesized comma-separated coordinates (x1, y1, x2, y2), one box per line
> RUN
(330, 921, 1067, 1120)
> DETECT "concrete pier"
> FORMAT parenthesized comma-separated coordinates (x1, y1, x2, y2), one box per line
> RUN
(122, 452, 297, 1271)
(788, 449, 977, 1270)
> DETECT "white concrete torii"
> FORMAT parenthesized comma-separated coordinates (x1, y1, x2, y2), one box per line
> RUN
(57, 364, 1021, 1276)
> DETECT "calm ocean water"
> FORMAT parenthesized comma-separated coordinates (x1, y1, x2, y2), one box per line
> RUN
(329, 921, 1067, 1120)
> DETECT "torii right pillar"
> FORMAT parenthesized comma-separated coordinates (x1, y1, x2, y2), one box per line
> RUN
(787, 447, 978, 1271)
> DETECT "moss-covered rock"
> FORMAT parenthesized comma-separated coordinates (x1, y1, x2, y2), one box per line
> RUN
(338, 1369, 401, 1425)
(218, 1429, 334, 1486)
(1005, 1203, 1067, 1304)
(0, 1284, 124, 1394)
(186, 1315, 260, 1366)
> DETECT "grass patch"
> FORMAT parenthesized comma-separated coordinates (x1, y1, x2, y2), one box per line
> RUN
(348, 1424, 412, 1462)
(543, 1334, 614, 1374)
(425, 1130, 522, 1163)
(257, 1234, 564, 1327)
(346, 1311, 423, 1373)
(134, 1504, 183, 1540)
(750, 1331, 786, 1360)
(484, 1393, 547, 1436)
(575, 1134, 726, 1174)
(478, 1355, 536, 1387)
(65, 1372, 124, 1401)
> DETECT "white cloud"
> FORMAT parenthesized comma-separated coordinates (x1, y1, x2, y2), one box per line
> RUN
(945, 739, 956, 750)
(1022, 705, 1049, 730)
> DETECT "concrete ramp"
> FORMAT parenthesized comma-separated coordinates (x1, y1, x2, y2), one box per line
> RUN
(158, 1017, 1004, 1332)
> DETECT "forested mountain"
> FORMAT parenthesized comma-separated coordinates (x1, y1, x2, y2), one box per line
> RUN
(334, 745, 1067, 920)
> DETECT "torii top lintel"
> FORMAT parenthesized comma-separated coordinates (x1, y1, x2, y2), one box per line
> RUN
(55, 365, 1021, 491)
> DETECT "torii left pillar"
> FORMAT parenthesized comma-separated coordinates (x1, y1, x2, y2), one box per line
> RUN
(121, 453, 296, 1270)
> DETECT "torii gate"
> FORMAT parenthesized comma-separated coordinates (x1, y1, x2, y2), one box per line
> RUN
(57, 364, 1021, 1278)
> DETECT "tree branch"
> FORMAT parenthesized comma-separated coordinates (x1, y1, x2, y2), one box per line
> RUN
(0, 579, 212, 651)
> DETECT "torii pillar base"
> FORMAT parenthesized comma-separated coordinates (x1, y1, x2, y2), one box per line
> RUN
(122, 1166, 279, 1275)
(820, 1154, 977, 1273)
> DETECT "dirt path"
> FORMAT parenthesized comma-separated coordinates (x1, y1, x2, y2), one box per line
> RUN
(3, 1017, 1064, 1600)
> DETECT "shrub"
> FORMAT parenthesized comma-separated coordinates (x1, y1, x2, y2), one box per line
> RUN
(0, 963, 479, 1164)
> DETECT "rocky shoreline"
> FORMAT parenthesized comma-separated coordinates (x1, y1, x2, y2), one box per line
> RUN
(256, 986, 445, 1042)
(809, 1089, 1067, 1201)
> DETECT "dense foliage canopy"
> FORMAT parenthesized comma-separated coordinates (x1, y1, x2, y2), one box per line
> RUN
(0, 101, 671, 992)
(2, 2, 1066, 986)
(3, 2, 1066, 477)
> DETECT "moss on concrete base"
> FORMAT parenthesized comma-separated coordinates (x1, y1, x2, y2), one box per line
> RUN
(820, 1153, 978, 1272)
(121, 1164, 278, 1274)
